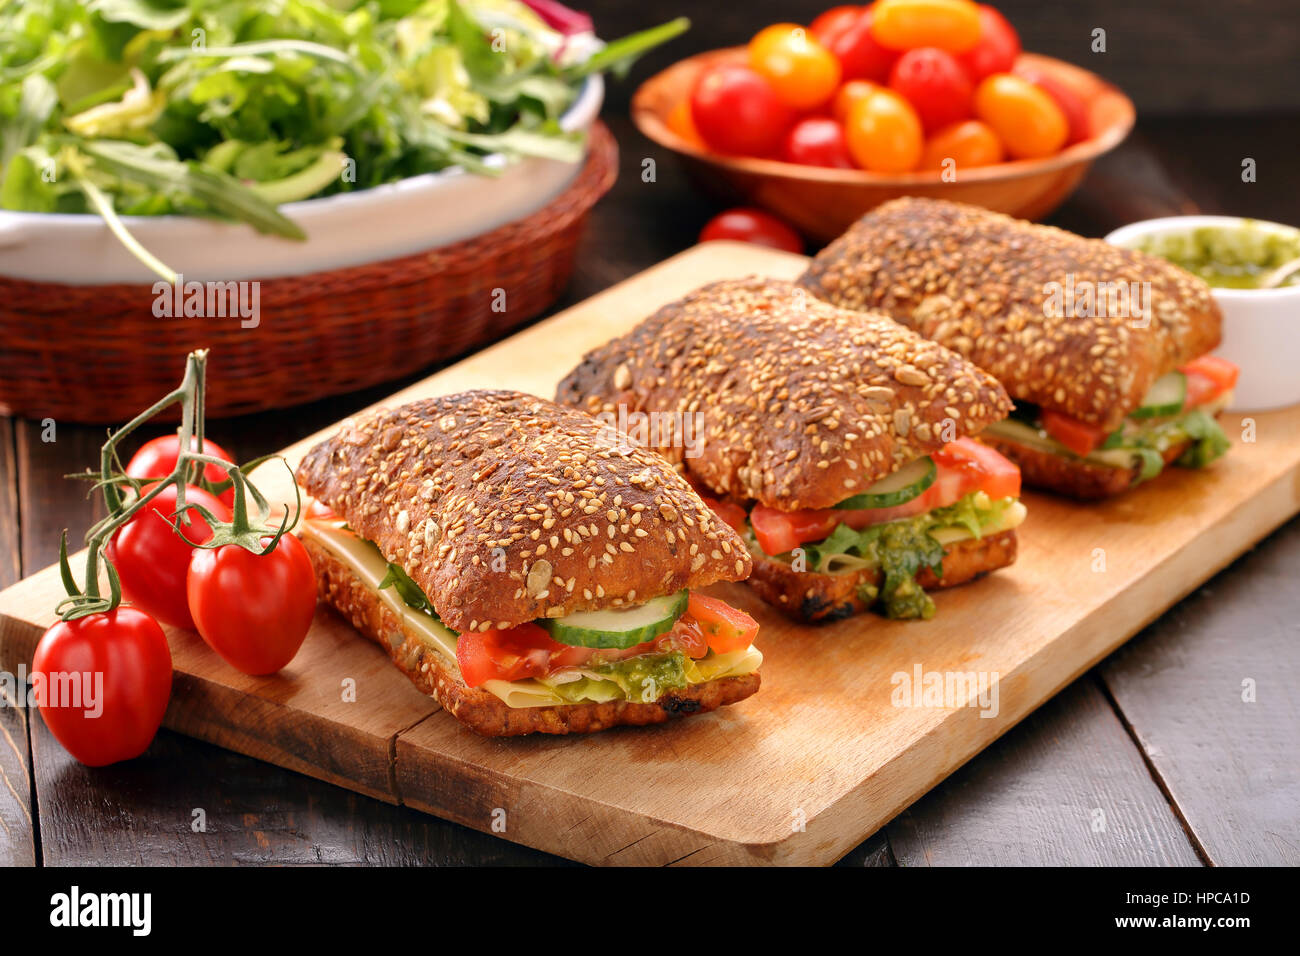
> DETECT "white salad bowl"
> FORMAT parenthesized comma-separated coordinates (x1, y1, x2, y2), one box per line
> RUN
(0, 74, 603, 284)
(1106, 214, 1300, 412)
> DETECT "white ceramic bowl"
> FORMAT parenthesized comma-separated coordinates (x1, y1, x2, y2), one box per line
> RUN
(1106, 214, 1300, 412)
(0, 74, 603, 284)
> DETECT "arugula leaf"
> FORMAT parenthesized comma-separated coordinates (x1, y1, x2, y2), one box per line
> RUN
(565, 17, 690, 80)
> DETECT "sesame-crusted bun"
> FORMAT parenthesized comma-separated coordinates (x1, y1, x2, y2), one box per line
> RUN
(295, 390, 752, 633)
(555, 276, 1012, 511)
(799, 197, 1222, 432)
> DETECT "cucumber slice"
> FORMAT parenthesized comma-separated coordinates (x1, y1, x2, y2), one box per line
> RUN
(1130, 371, 1187, 419)
(540, 590, 689, 649)
(834, 457, 937, 510)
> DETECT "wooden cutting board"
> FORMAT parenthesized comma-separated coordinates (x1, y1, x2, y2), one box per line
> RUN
(3, 241, 1298, 866)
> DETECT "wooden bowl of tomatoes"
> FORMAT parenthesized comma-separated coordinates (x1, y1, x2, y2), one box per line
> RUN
(632, 2, 1135, 242)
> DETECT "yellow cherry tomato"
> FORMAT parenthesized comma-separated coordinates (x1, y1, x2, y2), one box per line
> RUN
(666, 97, 705, 148)
(748, 23, 842, 109)
(973, 73, 1069, 159)
(919, 119, 1004, 169)
(871, 0, 982, 53)
(845, 88, 923, 172)
(832, 79, 879, 124)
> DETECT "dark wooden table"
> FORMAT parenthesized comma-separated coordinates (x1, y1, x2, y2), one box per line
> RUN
(2, 112, 1297, 867)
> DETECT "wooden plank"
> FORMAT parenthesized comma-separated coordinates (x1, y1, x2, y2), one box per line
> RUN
(28, 716, 567, 866)
(1, 242, 1298, 866)
(886, 677, 1201, 866)
(1099, 515, 1300, 866)
(16, 418, 109, 572)
(0, 674, 34, 867)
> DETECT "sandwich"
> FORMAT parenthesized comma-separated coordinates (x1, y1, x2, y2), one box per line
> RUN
(799, 197, 1238, 499)
(294, 390, 763, 737)
(556, 277, 1025, 623)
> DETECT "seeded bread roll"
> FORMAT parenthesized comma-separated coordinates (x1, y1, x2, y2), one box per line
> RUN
(799, 197, 1223, 432)
(555, 276, 1012, 510)
(295, 390, 752, 634)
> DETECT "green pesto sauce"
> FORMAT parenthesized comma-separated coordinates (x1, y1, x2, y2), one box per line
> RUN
(588, 651, 689, 702)
(1135, 224, 1300, 288)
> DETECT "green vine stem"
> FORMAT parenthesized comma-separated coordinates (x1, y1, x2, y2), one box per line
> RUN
(56, 350, 299, 622)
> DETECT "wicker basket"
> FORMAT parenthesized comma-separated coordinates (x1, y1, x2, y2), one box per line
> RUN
(0, 121, 618, 423)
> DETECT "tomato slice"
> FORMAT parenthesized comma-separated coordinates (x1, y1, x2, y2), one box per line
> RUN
(456, 622, 586, 688)
(684, 593, 759, 654)
(1040, 409, 1110, 457)
(1180, 356, 1240, 407)
(750, 504, 841, 556)
(698, 493, 750, 534)
(930, 437, 1021, 500)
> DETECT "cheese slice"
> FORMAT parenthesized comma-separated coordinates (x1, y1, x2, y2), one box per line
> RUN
(301, 519, 762, 709)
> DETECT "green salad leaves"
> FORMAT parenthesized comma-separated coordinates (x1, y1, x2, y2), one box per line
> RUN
(0, 0, 686, 275)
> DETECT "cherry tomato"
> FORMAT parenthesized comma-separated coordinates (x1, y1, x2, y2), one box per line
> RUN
(666, 97, 706, 148)
(810, 5, 864, 47)
(126, 435, 236, 507)
(186, 533, 317, 675)
(832, 79, 879, 122)
(106, 483, 232, 630)
(844, 88, 923, 172)
(825, 6, 900, 82)
(1181, 356, 1239, 403)
(749, 23, 842, 109)
(31, 607, 172, 767)
(871, 0, 982, 53)
(684, 593, 759, 653)
(973, 73, 1068, 158)
(699, 208, 803, 253)
(1012, 65, 1090, 144)
(690, 64, 794, 156)
(749, 437, 1019, 554)
(1040, 409, 1110, 457)
(888, 46, 973, 131)
(780, 116, 856, 168)
(957, 5, 1021, 81)
(919, 118, 1004, 169)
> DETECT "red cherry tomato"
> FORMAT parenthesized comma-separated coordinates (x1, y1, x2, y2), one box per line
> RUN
(780, 116, 856, 168)
(810, 5, 864, 47)
(126, 435, 236, 507)
(690, 64, 795, 156)
(699, 208, 803, 253)
(31, 607, 172, 767)
(106, 483, 232, 630)
(888, 46, 973, 132)
(957, 5, 1021, 81)
(186, 533, 317, 675)
(825, 6, 900, 82)
(749, 23, 842, 110)
(1012, 64, 1091, 144)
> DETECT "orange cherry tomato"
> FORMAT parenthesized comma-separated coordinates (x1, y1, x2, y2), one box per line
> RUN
(973, 73, 1068, 159)
(844, 88, 923, 172)
(871, 0, 982, 53)
(748, 23, 842, 109)
(832, 78, 879, 123)
(919, 118, 1004, 169)
(666, 97, 705, 148)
